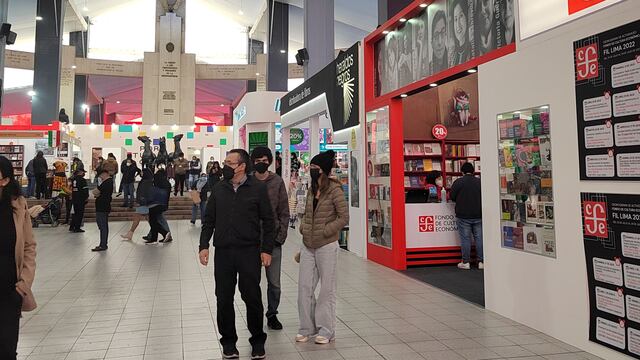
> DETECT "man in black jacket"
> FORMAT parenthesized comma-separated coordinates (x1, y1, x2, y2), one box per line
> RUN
(92, 169, 113, 252)
(199, 149, 275, 360)
(69, 168, 89, 233)
(33, 151, 48, 199)
(120, 154, 141, 208)
(450, 162, 483, 270)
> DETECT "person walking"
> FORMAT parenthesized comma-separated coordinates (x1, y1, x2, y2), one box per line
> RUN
(199, 149, 275, 360)
(208, 161, 222, 187)
(190, 173, 208, 225)
(189, 155, 202, 189)
(450, 162, 483, 270)
(32, 151, 48, 200)
(69, 168, 89, 233)
(25, 159, 35, 198)
(0, 156, 37, 360)
(91, 169, 113, 252)
(120, 154, 141, 208)
(145, 166, 172, 244)
(251, 147, 290, 331)
(297, 150, 348, 345)
(121, 169, 154, 241)
(173, 153, 188, 196)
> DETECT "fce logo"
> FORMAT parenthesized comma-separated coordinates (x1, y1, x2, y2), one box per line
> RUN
(418, 216, 434, 232)
(575, 44, 599, 81)
(583, 201, 607, 238)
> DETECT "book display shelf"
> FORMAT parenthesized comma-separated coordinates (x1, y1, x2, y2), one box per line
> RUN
(0, 145, 25, 180)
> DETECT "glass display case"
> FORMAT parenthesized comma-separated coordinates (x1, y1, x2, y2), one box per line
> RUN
(366, 107, 392, 248)
(498, 106, 556, 258)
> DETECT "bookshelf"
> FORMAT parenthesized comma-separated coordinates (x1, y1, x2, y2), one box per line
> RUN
(0, 145, 25, 180)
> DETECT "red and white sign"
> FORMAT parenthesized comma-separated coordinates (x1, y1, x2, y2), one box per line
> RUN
(406, 203, 460, 249)
(432, 124, 448, 140)
(418, 216, 435, 232)
(568, 0, 606, 15)
(583, 200, 608, 238)
(576, 44, 599, 81)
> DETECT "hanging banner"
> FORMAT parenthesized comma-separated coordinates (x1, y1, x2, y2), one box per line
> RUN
(574, 20, 640, 181)
(582, 192, 640, 358)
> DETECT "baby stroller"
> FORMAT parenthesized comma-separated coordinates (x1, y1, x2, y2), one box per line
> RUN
(30, 196, 62, 227)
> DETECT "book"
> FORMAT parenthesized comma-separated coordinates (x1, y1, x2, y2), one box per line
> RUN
(523, 225, 542, 254)
(539, 136, 552, 167)
(513, 226, 524, 249)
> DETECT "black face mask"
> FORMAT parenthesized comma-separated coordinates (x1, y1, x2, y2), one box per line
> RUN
(222, 165, 236, 180)
(310, 169, 321, 183)
(254, 162, 269, 174)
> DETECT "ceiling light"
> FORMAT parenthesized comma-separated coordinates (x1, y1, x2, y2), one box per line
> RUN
(429, 83, 438, 87)
(420, 3, 428, 8)
(220, 104, 224, 107)
(541, 105, 549, 109)
(89, 122, 96, 129)
(132, 124, 139, 131)
(152, 124, 159, 130)
(71, 65, 77, 69)
(83, 6, 88, 11)
(35, 16, 43, 21)
(81, 104, 88, 110)
(255, 72, 260, 76)
(399, 18, 407, 22)
(467, 68, 477, 73)
(514, 111, 521, 114)
(280, 49, 286, 53)
(27, 90, 36, 96)
(400, 94, 408, 98)
(378, 108, 385, 111)
(171, 124, 179, 130)
(238, 9, 244, 15)
(116, 101, 121, 104)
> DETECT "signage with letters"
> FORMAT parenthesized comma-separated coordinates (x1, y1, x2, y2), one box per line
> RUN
(280, 42, 360, 132)
(405, 203, 460, 249)
(582, 192, 640, 358)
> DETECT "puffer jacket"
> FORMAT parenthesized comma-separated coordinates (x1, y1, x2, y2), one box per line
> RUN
(174, 158, 189, 175)
(299, 180, 349, 249)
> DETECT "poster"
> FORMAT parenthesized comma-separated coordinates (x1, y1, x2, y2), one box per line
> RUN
(248, 132, 268, 153)
(574, 20, 640, 181)
(582, 192, 640, 358)
(350, 151, 359, 208)
(35, 139, 55, 156)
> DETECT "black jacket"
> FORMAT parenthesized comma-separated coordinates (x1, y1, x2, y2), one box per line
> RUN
(153, 171, 172, 211)
(450, 174, 482, 219)
(95, 177, 114, 213)
(71, 176, 89, 203)
(120, 160, 141, 184)
(200, 176, 275, 254)
(33, 157, 48, 175)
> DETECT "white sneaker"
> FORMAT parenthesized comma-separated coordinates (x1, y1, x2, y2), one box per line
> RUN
(295, 334, 310, 343)
(478, 262, 484, 270)
(457, 262, 471, 270)
(315, 335, 331, 344)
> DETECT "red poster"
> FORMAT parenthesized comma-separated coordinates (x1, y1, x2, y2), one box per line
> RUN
(568, 0, 606, 15)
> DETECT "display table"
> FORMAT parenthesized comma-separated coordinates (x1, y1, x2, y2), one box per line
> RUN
(404, 203, 462, 266)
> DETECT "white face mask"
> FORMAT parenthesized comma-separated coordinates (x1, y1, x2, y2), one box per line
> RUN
(435, 179, 443, 187)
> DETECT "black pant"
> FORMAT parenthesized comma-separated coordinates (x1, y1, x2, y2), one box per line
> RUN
(70, 199, 86, 230)
(148, 207, 168, 241)
(174, 174, 186, 196)
(214, 247, 266, 349)
(0, 292, 22, 360)
(35, 174, 46, 199)
(65, 197, 72, 223)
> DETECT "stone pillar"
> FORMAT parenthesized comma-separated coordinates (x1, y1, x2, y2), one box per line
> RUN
(32, 0, 65, 125)
(267, 0, 288, 91)
(0, 0, 8, 114)
(303, 0, 334, 79)
(70, 30, 88, 124)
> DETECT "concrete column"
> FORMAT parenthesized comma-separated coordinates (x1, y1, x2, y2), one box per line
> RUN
(32, 0, 65, 125)
(303, 0, 334, 79)
(0, 0, 8, 114)
(70, 30, 88, 124)
(267, 0, 288, 91)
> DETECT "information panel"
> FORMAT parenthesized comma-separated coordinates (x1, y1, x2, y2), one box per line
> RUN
(574, 20, 640, 181)
(582, 192, 640, 358)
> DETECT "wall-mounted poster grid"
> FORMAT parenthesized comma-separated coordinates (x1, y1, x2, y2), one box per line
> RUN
(574, 20, 640, 181)
(581, 192, 640, 358)
(497, 106, 556, 258)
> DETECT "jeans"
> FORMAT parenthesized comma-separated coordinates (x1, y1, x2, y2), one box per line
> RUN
(188, 174, 199, 189)
(266, 245, 282, 318)
(191, 202, 206, 223)
(298, 241, 338, 339)
(123, 182, 135, 207)
(457, 217, 483, 262)
(27, 176, 35, 197)
(214, 247, 266, 348)
(0, 291, 22, 360)
(96, 212, 109, 248)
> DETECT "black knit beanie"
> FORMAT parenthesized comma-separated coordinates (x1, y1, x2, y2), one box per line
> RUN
(310, 150, 335, 175)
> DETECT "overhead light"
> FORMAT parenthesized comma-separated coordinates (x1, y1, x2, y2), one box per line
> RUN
(541, 105, 549, 109)
(81, 103, 88, 110)
(116, 101, 121, 104)
(27, 90, 36, 96)
(378, 108, 385, 111)
(219, 104, 224, 107)
(171, 124, 179, 130)
(429, 83, 438, 87)
(467, 68, 477, 73)
(420, 3, 428, 8)
(382, 30, 389, 35)
(238, 9, 244, 15)
(191, 125, 196, 130)
(132, 124, 139, 131)
(279, 49, 286, 54)
(151, 124, 159, 130)
(71, 65, 77, 69)
(89, 122, 96, 129)
(400, 94, 408, 98)
(35, 16, 43, 21)
(82, 6, 88, 11)
(399, 18, 407, 22)
(255, 72, 260, 76)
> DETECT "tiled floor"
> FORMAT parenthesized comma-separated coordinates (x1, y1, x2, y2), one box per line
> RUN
(17, 220, 601, 360)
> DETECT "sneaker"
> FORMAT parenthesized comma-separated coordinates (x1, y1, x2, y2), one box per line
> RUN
(478, 262, 484, 270)
(72, 229, 85, 233)
(222, 347, 239, 359)
(91, 246, 107, 252)
(295, 334, 311, 343)
(144, 238, 157, 244)
(163, 233, 173, 243)
(457, 262, 471, 270)
(250, 345, 266, 360)
(267, 315, 283, 330)
(142, 235, 151, 241)
(190, 220, 196, 225)
(315, 335, 331, 344)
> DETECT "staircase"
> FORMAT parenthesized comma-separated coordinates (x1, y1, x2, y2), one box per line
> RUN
(27, 195, 196, 222)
